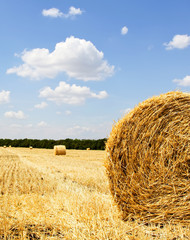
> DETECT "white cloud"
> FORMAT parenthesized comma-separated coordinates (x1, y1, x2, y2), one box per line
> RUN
(10, 124, 22, 128)
(123, 108, 131, 115)
(42, 6, 83, 19)
(42, 8, 63, 18)
(34, 101, 48, 109)
(0, 90, 10, 104)
(4, 110, 26, 119)
(120, 108, 132, 117)
(121, 26, 128, 35)
(164, 34, 190, 50)
(7, 36, 114, 81)
(173, 75, 190, 86)
(65, 6, 83, 18)
(64, 122, 112, 139)
(66, 125, 91, 136)
(65, 110, 71, 115)
(0, 120, 112, 139)
(39, 81, 108, 105)
(26, 124, 33, 128)
(37, 121, 48, 127)
(9, 123, 33, 129)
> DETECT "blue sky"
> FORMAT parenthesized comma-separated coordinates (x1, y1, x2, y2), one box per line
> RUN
(0, 0, 190, 139)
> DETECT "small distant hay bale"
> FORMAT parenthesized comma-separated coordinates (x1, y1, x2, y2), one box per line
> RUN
(106, 91, 190, 223)
(86, 148, 90, 150)
(54, 145, 66, 155)
(29, 146, 33, 149)
(3, 145, 6, 148)
(9, 145, 11, 148)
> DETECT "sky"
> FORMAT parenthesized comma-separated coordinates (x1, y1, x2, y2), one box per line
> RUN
(0, 0, 190, 140)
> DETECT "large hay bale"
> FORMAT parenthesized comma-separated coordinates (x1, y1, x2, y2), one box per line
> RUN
(106, 91, 190, 223)
(54, 145, 66, 155)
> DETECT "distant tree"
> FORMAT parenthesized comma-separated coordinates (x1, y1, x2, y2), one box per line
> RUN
(0, 138, 107, 150)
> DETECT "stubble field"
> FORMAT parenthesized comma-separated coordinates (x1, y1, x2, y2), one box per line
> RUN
(0, 147, 190, 239)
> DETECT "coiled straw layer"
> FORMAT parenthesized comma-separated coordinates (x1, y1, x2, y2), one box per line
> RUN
(106, 91, 190, 223)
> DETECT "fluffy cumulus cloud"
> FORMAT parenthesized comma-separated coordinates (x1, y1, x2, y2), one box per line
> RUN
(10, 124, 22, 128)
(64, 122, 112, 139)
(37, 121, 48, 127)
(164, 34, 190, 50)
(0, 90, 10, 104)
(4, 110, 26, 119)
(120, 108, 132, 117)
(66, 125, 91, 136)
(42, 8, 63, 18)
(7, 36, 114, 81)
(39, 81, 108, 105)
(173, 75, 190, 86)
(123, 108, 131, 115)
(66, 6, 83, 18)
(42, 6, 83, 18)
(34, 101, 48, 109)
(65, 110, 71, 115)
(121, 26, 128, 35)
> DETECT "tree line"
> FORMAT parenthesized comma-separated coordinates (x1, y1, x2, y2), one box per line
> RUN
(0, 138, 107, 150)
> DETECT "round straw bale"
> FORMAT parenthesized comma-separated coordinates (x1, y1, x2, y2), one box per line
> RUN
(3, 146, 6, 148)
(29, 146, 33, 149)
(106, 91, 190, 223)
(54, 145, 66, 155)
(86, 148, 90, 150)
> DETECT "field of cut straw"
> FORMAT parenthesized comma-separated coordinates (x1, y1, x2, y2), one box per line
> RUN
(0, 147, 190, 239)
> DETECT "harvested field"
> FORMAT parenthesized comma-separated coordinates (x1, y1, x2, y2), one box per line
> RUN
(0, 147, 190, 239)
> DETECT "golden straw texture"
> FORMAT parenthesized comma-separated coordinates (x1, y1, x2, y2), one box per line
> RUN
(54, 145, 66, 155)
(106, 91, 190, 223)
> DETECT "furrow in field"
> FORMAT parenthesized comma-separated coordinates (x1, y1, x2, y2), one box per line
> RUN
(0, 154, 20, 195)
(0, 148, 57, 196)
